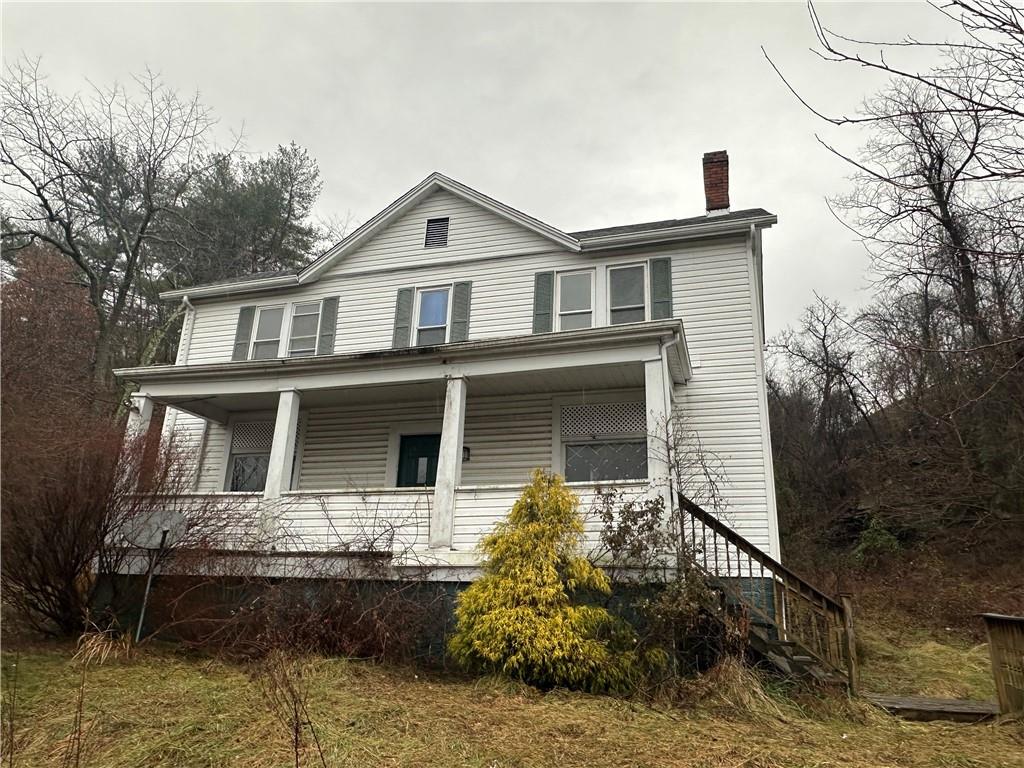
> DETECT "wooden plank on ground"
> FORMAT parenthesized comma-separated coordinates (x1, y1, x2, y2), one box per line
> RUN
(865, 693, 999, 723)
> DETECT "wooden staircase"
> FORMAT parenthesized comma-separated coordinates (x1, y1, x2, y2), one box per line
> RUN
(678, 494, 858, 691)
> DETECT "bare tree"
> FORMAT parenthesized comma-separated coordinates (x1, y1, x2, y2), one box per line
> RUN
(1, 58, 219, 393)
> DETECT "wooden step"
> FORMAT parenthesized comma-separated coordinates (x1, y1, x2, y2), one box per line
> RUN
(865, 693, 999, 723)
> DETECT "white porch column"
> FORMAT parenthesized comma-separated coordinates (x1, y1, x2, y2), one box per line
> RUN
(126, 393, 155, 440)
(264, 389, 301, 501)
(644, 358, 673, 512)
(431, 376, 467, 549)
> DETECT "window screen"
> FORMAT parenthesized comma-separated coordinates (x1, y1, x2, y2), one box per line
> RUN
(609, 265, 646, 325)
(564, 442, 648, 482)
(251, 307, 284, 359)
(288, 302, 321, 357)
(558, 271, 593, 330)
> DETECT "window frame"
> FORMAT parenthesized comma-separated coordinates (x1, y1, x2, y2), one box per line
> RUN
(220, 413, 306, 492)
(555, 269, 596, 331)
(607, 262, 649, 326)
(286, 300, 323, 358)
(562, 435, 649, 483)
(414, 284, 453, 346)
(248, 304, 286, 360)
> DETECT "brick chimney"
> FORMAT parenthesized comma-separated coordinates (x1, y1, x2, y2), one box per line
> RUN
(703, 150, 730, 215)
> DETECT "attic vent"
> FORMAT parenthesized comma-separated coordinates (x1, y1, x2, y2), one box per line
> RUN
(424, 217, 450, 248)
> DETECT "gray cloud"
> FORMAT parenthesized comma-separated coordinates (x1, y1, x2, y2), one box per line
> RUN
(3, 2, 957, 337)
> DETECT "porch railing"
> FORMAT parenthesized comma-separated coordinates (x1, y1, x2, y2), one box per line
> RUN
(678, 494, 856, 689)
(981, 613, 1024, 714)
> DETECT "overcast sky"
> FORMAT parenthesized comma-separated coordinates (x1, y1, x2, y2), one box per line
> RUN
(4, 2, 960, 337)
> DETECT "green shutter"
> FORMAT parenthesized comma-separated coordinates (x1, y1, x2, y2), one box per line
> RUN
(231, 306, 256, 361)
(392, 287, 414, 348)
(450, 282, 472, 342)
(316, 296, 339, 355)
(650, 258, 674, 320)
(532, 272, 554, 333)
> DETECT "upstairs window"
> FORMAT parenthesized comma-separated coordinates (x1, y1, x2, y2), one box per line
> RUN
(608, 264, 647, 325)
(250, 306, 284, 360)
(556, 270, 593, 330)
(416, 286, 450, 345)
(288, 301, 322, 357)
(424, 217, 450, 248)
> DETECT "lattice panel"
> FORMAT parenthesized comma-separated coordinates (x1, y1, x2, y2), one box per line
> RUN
(231, 420, 275, 451)
(561, 401, 646, 438)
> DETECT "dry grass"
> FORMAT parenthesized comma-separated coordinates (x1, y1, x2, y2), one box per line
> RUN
(856, 603, 998, 701)
(2, 642, 1021, 768)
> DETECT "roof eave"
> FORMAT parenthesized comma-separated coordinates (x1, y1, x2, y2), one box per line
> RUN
(578, 213, 777, 252)
(160, 274, 299, 302)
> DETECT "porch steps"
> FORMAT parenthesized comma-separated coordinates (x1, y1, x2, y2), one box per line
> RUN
(679, 494, 855, 689)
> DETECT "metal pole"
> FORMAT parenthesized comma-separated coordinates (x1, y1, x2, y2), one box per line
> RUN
(135, 528, 169, 644)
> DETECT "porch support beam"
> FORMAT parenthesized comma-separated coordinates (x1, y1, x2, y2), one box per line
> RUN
(644, 358, 673, 513)
(431, 376, 467, 549)
(126, 393, 155, 440)
(264, 389, 301, 501)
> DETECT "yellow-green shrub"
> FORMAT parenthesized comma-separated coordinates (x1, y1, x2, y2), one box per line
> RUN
(448, 470, 650, 692)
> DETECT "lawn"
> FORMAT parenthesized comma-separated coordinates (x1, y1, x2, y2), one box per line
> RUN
(2, 640, 1021, 768)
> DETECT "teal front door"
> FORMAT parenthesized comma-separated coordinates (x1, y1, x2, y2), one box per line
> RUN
(396, 434, 441, 487)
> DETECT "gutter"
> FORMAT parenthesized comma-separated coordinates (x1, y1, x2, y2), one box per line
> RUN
(160, 274, 299, 301)
(578, 213, 776, 252)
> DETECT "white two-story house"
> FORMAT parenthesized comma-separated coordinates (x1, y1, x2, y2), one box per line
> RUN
(116, 151, 781, 573)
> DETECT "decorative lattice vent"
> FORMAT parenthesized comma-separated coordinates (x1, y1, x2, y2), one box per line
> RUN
(231, 420, 275, 451)
(561, 401, 646, 438)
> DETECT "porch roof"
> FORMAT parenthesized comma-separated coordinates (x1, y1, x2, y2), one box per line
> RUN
(115, 321, 690, 423)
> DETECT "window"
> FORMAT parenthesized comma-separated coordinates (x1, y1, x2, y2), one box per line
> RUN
(559, 400, 648, 482)
(424, 217, 450, 248)
(396, 434, 441, 487)
(226, 420, 274, 491)
(416, 286, 450, 345)
(288, 302, 321, 357)
(564, 441, 648, 483)
(230, 454, 271, 491)
(608, 264, 647, 325)
(557, 271, 593, 330)
(250, 306, 284, 359)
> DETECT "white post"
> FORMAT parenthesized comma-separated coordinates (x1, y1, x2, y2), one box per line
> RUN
(126, 393, 155, 441)
(644, 357, 673, 513)
(264, 389, 301, 501)
(431, 376, 467, 549)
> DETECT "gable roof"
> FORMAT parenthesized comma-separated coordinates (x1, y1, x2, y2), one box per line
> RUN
(159, 173, 775, 301)
(298, 172, 581, 283)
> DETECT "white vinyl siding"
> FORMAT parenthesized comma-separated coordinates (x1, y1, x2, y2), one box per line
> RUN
(295, 394, 554, 490)
(170, 189, 778, 556)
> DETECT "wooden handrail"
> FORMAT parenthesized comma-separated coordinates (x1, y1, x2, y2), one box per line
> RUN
(677, 495, 843, 613)
(677, 493, 855, 686)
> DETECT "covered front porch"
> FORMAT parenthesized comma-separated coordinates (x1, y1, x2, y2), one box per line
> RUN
(118, 321, 690, 566)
